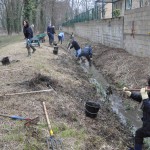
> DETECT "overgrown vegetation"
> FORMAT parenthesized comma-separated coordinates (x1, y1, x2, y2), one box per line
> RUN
(113, 9, 121, 17)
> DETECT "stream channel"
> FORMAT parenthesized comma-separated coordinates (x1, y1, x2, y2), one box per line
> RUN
(80, 61, 142, 134)
(60, 44, 142, 134)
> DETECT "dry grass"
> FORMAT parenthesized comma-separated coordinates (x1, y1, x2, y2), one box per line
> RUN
(0, 36, 132, 150)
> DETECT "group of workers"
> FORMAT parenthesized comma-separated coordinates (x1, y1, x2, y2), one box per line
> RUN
(47, 24, 92, 66)
(23, 20, 150, 150)
(23, 20, 93, 66)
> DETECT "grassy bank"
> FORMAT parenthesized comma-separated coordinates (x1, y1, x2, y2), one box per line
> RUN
(0, 34, 23, 48)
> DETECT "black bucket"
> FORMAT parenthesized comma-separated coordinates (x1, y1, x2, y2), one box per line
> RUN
(53, 46, 58, 55)
(1, 57, 10, 65)
(85, 101, 100, 118)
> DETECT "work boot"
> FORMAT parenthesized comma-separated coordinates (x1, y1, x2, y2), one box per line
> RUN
(30, 45, 36, 53)
(27, 48, 31, 57)
(32, 48, 36, 53)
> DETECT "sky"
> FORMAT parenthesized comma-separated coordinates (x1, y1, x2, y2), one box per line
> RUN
(73, 0, 95, 12)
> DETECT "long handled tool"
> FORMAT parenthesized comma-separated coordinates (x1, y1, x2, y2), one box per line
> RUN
(0, 89, 53, 97)
(42, 102, 63, 150)
(117, 88, 150, 92)
(0, 114, 30, 120)
(0, 114, 39, 126)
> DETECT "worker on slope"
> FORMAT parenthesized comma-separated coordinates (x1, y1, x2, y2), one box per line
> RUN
(23, 20, 36, 57)
(123, 77, 150, 150)
(58, 31, 64, 44)
(68, 39, 92, 66)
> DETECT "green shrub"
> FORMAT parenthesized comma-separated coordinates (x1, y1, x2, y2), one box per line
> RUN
(113, 9, 120, 17)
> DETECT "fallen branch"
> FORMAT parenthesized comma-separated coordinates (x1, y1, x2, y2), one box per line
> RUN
(0, 89, 53, 97)
(0, 68, 21, 72)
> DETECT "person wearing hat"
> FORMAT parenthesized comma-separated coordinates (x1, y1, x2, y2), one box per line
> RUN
(123, 77, 150, 150)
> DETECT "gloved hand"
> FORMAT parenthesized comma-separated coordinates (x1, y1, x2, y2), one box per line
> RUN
(123, 87, 131, 97)
(140, 87, 148, 100)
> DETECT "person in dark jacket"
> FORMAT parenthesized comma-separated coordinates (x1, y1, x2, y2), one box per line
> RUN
(68, 40, 92, 66)
(23, 20, 36, 56)
(123, 77, 150, 150)
(47, 24, 55, 45)
(78, 44, 92, 66)
(47, 24, 53, 45)
(68, 39, 81, 57)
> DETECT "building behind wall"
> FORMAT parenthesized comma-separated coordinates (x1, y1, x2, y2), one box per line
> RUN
(95, 0, 112, 18)
(114, 0, 150, 14)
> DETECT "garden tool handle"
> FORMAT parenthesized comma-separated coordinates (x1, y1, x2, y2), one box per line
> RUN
(42, 102, 54, 136)
(118, 89, 150, 92)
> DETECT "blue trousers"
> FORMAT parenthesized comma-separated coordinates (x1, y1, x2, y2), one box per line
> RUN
(48, 33, 54, 45)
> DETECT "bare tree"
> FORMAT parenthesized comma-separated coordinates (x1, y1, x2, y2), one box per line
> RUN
(1, 0, 23, 34)
(0, 0, 74, 34)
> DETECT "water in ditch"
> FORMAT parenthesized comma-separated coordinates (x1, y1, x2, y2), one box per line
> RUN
(80, 61, 142, 134)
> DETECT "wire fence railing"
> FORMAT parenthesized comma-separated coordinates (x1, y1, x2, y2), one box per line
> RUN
(62, 6, 104, 26)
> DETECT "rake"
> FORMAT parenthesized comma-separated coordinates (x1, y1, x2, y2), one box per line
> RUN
(42, 102, 64, 150)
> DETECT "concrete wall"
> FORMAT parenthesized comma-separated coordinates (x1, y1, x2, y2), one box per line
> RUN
(63, 17, 124, 49)
(63, 5, 150, 57)
(124, 6, 150, 57)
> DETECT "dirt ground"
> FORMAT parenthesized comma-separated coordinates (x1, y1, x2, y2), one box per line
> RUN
(0, 34, 146, 150)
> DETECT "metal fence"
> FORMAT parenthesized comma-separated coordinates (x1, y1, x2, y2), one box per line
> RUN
(62, 6, 104, 27)
(62, 0, 150, 26)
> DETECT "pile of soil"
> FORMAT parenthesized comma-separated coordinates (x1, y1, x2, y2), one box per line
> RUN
(28, 73, 58, 90)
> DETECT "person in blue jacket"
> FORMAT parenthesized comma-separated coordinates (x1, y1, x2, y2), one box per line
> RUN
(58, 32, 64, 44)
(123, 77, 150, 150)
(23, 20, 36, 56)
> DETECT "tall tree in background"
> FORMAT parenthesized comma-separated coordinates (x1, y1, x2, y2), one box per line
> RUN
(1, 0, 23, 34)
(0, 0, 73, 34)
(23, 0, 36, 23)
(51, 0, 56, 26)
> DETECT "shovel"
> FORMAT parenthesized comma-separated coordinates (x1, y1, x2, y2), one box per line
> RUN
(42, 101, 63, 150)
